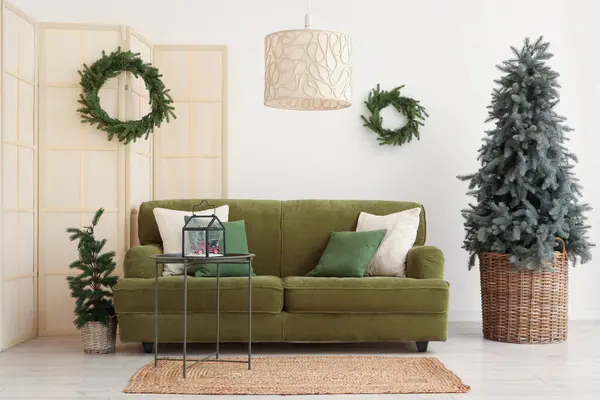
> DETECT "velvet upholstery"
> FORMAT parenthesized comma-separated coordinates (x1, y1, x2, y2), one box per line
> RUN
(138, 199, 282, 276)
(283, 277, 449, 313)
(117, 312, 447, 343)
(124, 244, 162, 278)
(283, 313, 448, 342)
(118, 313, 285, 342)
(114, 276, 283, 313)
(281, 200, 425, 277)
(116, 199, 447, 345)
(406, 246, 445, 279)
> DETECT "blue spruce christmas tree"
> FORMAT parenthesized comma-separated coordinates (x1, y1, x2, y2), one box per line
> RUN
(459, 37, 593, 270)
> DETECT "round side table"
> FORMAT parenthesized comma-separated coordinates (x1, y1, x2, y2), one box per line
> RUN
(151, 253, 255, 378)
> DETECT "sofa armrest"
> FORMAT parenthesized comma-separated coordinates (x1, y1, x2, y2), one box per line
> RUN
(406, 246, 445, 279)
(124, 244, 163, 278)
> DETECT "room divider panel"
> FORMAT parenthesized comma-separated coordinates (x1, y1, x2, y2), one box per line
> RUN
(0, 2, 228, 343)
(152, 45, 228, 200)
(0, 1, 37, 350)
(125, 27, 153, 248)
(37, 23, 126, 336)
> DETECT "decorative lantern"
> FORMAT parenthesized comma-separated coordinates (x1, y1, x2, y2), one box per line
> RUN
(182, 201, 226, 257)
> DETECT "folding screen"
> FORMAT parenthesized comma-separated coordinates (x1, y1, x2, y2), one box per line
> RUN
(0, 4, 228, 342)
(152, 45, 228, 200)
(125, 27, 152, 248)
(0, 2, 37, 350)
(37, 23, 126, 336)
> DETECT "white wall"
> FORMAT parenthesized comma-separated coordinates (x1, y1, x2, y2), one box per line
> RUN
(12, 0, 600, 321)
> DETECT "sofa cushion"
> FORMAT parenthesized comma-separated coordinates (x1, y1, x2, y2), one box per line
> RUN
(283, 277, 449, 313)
(307, 230, 386, 277)
(194, 220, 256, 277)
(357, 208, 421, 277)
(281, 200, 426, 276)
(114, 276, 283, 313)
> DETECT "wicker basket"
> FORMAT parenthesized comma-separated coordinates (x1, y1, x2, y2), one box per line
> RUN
(478, 238, 568, 344)
(81, 319, 117, 354)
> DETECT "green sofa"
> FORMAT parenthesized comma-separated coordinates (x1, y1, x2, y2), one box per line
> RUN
(114, 199, 449, 353)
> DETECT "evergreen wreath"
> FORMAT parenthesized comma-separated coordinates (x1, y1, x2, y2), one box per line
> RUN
(361, 84, 429, 146)
(77, 48, 176, 144)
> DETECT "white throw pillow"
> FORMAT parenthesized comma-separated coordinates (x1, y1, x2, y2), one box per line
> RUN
(356, 208, 421, 277)
(153, 206, 229, 275)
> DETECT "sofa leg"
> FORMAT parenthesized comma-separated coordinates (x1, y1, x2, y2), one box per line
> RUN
(416, 341, 429, 353)
(142, 342, 154, 354)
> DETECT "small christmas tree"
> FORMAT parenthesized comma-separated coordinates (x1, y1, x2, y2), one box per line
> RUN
(459, 37, 593, 270)
(66, 208, 118, 328)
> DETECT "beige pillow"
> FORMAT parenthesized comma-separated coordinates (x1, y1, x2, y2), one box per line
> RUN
(153, 206, 229, 275)
(356, 208, 421, 277)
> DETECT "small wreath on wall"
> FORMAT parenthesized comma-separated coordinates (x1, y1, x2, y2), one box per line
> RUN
(361, 84, 429, 146)
(77, 48, 176, 144)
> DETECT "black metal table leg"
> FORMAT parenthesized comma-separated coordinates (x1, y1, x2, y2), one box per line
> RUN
(154, 260, 159, 367)
(183, 261, 188, 378)
(248, 258, 252, 370)
(216, 263, 220, 359)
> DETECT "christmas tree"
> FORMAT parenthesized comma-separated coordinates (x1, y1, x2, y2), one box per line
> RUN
(66, 208, 118, 328)
(459, 37, 593, 270)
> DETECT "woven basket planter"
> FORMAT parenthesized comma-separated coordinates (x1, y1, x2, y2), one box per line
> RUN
(478, 238, 568, 344)
(81, 319, 117, 354)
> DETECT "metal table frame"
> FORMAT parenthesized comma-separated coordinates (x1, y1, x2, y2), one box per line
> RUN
(151, 253, 255, 378)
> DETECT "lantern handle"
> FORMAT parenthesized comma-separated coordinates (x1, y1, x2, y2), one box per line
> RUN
(192, 200, 216, 216)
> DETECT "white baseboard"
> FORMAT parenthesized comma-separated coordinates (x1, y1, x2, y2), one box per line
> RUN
(449, 309, 600, 322)
(568, 309, 600, 320)
(448, 310, 481, 322)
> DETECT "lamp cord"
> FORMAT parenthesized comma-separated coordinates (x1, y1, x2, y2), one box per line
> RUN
(305, 0, 313, 28)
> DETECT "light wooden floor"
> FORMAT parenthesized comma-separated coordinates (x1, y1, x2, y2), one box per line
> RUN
(0, 322, 598, 400)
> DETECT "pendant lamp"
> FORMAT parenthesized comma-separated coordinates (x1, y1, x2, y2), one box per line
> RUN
(264, 0, 352, 110)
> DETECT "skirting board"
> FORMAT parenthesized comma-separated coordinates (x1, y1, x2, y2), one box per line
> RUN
(449, 309, 600, 322)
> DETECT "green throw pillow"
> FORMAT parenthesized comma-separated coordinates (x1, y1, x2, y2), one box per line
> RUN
(182, 219, 255, 277)
(306, 230, 387, 277)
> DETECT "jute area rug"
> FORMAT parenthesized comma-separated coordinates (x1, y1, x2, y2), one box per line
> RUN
(125, 356, 470, 395)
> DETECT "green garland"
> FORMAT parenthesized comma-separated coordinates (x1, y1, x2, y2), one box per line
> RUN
(361, 84, 428, 146)
(77, 48, 176, 144)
